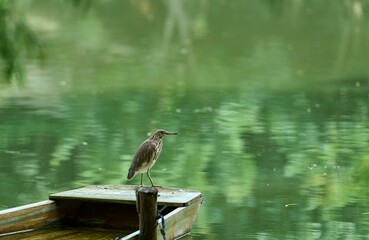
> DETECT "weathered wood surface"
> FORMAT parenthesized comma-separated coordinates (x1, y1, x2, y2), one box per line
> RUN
(0, 200, 60, 235)
(49, 185, 202, 207)
(0, 227, 129, 240)
(121, 194, 203, 240)
(157, 195, 202, 239)
(136, 187, 158, 240)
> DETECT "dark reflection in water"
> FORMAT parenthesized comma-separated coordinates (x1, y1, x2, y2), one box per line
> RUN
(1, 1, 369, 239)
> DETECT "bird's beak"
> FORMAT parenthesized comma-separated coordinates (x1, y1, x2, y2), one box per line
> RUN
(165, 131, 178, 135)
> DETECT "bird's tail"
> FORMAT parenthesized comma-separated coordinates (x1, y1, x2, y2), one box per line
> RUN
(127, 167, 135, 180)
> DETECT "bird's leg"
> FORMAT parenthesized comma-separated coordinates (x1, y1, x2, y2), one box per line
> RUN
(147, 169, 159, 187)
(140, 174, 143, 186)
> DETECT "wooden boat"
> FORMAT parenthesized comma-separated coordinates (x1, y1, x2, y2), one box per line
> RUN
(0, 185, 203, 239)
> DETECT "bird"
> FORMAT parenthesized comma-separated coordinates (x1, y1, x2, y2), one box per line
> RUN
(127, 129, 177, 186)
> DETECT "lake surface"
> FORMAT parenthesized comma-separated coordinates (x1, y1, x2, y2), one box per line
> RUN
(1, 1, 369, 239)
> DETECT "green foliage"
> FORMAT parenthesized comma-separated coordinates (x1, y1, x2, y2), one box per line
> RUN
(0, 0, 44, 83)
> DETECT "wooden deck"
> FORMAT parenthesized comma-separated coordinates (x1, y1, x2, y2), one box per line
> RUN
(49, 185, 202, 207)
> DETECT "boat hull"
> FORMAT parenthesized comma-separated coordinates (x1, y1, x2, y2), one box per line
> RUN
(0, 185, 203, 240)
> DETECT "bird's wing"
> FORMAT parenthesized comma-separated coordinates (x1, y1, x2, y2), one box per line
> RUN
(127, 140, 156, 178)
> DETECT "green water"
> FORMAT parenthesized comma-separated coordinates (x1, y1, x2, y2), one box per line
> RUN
(1, 1, 369, 239)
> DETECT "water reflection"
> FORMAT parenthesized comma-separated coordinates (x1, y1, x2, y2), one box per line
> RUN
(1, 1, 369, 239)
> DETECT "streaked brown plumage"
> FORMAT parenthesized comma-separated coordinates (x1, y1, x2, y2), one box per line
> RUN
(127, 129, 177, 186)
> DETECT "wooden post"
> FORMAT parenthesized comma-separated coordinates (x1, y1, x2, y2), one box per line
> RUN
(136, 187, 158, 240)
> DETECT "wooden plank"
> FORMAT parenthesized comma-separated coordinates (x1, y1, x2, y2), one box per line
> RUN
(49, 185, 202, 207)
(120, 194, 203, 240)
(0, 200, 60, 234)
(156, 195, 203, 239)
(0, 227, 129, 240)
(136, 187, 158, 240)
